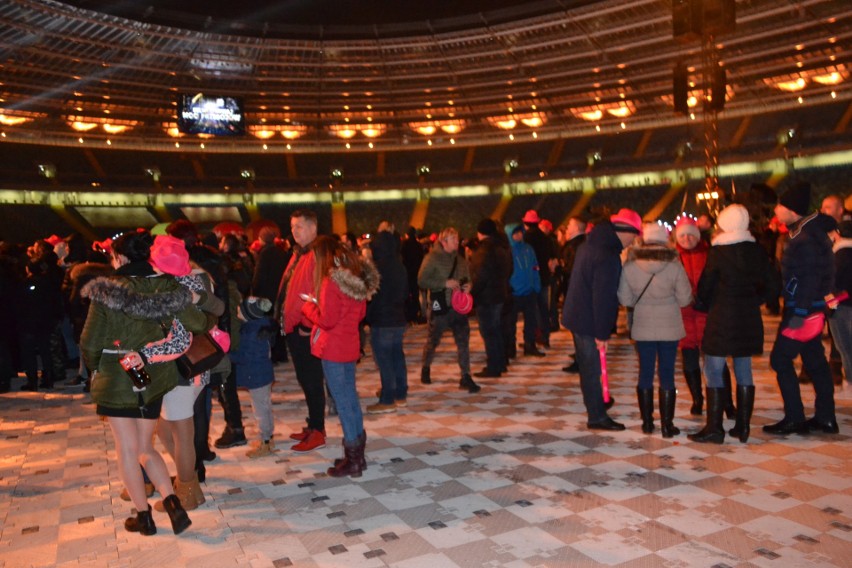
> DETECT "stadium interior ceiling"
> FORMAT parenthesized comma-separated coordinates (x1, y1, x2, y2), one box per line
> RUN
(0, 0, 850, 240)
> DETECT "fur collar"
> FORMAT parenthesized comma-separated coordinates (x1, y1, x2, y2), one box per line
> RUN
(82, 276, 192, 320)
(330, 258, 380, 301)
(626, 244, 679, 263)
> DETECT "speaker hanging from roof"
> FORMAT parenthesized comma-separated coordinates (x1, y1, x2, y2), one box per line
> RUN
(674, 62, 689, 115)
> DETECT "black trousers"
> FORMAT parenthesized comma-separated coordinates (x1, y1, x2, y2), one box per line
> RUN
(216, 366, 244, 429)
(286, 331, 326, 432)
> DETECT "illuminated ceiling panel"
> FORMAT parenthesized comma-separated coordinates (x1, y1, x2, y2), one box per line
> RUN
(74, 206, 158, 228)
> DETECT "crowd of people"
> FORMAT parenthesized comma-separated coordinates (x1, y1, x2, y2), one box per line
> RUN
(0, 182, 847, 537)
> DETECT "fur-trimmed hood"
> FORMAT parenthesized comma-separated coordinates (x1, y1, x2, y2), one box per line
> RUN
(329, 259, 380, 302)
(626, 244, 679, 275)
(81, 275, 192, 321)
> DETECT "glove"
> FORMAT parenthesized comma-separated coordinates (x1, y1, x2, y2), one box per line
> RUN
(786, 316, 805, 330)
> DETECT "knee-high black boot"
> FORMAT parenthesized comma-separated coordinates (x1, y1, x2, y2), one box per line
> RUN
(684, 369, 704, 416)
(636, 387, 654, 433)
(659, 389, 680, 438)
(688, 388, 725, 444)
(728, 385, 755, 443)
(721, 365, 736, 419)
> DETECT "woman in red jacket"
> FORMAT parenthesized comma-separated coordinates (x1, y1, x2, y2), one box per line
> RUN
(675, 217, 709, 415)
(301, 236, 379, 477)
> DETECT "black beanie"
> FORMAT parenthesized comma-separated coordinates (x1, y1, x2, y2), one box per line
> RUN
(241, 296, 272, 320)
(477, 218, 497, 237)
(779, 182, 811, 217)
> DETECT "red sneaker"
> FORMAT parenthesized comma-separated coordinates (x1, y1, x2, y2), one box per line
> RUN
(289, 427, 310, 441)
(291, 429, 326, 452)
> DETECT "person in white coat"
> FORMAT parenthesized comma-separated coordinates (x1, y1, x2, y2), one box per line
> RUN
(618, 222, 692, 438)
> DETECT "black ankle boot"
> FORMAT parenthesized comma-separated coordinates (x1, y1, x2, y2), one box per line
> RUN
(162, 494, 191, 535)
(124, 504, 156, 535)
(636, 387, 654, 434)
(215, 426, 247, 449)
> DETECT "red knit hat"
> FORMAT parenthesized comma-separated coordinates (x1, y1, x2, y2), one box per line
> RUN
(150, 235, 191, 276)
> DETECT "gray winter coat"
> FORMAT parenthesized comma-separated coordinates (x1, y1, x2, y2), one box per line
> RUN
(618, 244, 692, 341)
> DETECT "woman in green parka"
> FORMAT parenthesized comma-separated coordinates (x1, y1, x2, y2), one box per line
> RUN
(80, 230, 205, 536)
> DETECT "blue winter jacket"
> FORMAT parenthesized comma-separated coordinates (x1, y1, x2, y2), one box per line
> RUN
(231, 317, 275, 389)
(561, 221, 624, 341)
(506, 224, 541, 297)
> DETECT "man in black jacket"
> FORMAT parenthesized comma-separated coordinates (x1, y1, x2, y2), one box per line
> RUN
(766, 183, 839, 435)
(522, 210, 557, 349)
(562, 209, 642, 431)
(470, 218, 512, 379)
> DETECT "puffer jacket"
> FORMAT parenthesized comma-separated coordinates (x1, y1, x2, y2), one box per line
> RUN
(80, 265, 207, 410)
(302, 259, 380, 363)
(618, 244, 692, 341)
(506, 224, 541, 297)
(231, 316, 275, 389)
(418, 242, 470, 308)
(676, 240, 709, 349)
(781, 212, 835, 317)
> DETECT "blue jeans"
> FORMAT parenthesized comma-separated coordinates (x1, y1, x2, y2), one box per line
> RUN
(321, 360, 364, 444)
(635, 340, 678, 390)
(477, 303, 505, 373)
(572, 332, 609, 423)
(371, 326, 408, 404)
(705, 355, 753, 388)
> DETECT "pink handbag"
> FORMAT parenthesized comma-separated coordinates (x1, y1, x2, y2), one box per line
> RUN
(781, 312, 825, 342)
(451, 290, 473, 315)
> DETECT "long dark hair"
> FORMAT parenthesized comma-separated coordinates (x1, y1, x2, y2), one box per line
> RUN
(312, 235, 363, 296)
(112, 230, 153, 262)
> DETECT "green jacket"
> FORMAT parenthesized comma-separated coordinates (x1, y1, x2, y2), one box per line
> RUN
(80, 274, 207, 409)
(417, 244, 470, 305)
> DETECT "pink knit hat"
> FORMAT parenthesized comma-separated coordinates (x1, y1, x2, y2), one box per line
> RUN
(675, 217, 700, 239)
(610, 208, 643, 235)
(150, 235, 191, 276)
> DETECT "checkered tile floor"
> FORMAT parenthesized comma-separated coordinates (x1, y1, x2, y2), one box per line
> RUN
(1, 312, 851, 567)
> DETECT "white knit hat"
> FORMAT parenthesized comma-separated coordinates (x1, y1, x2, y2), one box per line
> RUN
(642, 222, 669, 245)
(717, 204, 749, 233)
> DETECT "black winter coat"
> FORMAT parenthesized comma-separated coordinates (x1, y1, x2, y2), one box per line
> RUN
(696, 241, 769, 357)
(780, 213, 835, 317)
(470, 235, 511, 306)
(367, 232, 408, 328)
(561, 221, 624, 341)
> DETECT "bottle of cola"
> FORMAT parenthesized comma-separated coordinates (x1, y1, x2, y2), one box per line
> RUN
(116, 342, 151, 390)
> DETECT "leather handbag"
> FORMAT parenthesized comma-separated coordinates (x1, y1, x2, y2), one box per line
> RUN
(175, 330, 226, 379)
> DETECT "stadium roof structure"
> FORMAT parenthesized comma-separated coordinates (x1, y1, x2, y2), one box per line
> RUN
(0, 0, 849, 156)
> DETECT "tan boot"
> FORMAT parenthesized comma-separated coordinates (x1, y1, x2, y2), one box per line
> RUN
(184, 473, 207, 509)
(157, 475, 202, 511)
(120, 482, 154, 502)
(178, 474, 205, 509)
(246, 440, 275, 459)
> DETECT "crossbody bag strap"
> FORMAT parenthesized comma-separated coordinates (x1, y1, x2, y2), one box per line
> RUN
(635, 273, 655, 304)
